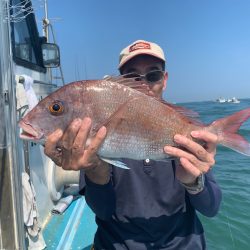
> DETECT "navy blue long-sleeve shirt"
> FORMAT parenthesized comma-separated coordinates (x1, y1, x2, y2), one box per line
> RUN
(79, 159, 222, 250)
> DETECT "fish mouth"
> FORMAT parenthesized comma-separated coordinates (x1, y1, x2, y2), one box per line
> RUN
(18, 120, 44, 141)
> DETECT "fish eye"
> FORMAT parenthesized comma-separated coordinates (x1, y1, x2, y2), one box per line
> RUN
(49, 101, 64, 115)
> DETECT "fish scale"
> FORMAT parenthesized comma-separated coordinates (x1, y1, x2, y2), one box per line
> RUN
(98, 93, 198, 160)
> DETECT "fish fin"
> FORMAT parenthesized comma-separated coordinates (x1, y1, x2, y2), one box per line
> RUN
(100, 157, 130, 169)
(160, 101, 199, 118)
(106, 75, 156, 96)
(106, 75, 200, 120)
(208, 108, 250, 156)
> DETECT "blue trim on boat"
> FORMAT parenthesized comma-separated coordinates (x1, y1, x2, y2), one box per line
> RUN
(43, 196, 97, 249)
(56, 197, 86, 250)
(71, 201, 97, 250)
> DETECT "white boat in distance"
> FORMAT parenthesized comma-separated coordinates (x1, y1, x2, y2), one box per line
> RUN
(228, 97, 240, 103)
(216, 97, 240, 104)
(216, 97, 226, 103)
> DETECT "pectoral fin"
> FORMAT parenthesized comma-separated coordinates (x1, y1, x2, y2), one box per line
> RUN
(100, 157, 130, 169)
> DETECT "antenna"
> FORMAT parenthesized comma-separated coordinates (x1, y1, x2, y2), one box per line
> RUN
(42, 0, 49, 40)
(41, 0, 65, 85)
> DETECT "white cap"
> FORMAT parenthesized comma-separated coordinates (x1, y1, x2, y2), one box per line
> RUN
(118, 40, 165, 69)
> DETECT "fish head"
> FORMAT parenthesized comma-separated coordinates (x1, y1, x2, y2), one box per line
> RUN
(18, 83, 82, 142)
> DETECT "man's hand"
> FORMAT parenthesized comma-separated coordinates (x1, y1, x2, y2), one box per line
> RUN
(44, 117, 110, 184)
(164, 130, 217, 185)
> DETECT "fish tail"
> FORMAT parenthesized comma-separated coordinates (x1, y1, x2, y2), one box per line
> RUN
(208, 108, 250, 156)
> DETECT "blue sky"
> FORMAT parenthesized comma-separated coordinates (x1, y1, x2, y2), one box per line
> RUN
(35, 0, 250, 103)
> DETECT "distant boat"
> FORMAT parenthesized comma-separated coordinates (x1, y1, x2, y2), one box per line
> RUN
(230, 97, 240, 103)
(216, 97, 226, 103)
(216, 97, 240, 103)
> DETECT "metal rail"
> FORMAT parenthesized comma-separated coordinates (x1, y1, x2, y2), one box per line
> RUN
(18, 75, 58, 87)
(34, 79, 58, 87)
(0, 1, 26, 249)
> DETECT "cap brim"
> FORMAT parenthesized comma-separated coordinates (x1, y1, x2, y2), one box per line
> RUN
(118, 52, 165, 70)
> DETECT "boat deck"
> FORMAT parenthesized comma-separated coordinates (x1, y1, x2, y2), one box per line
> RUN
(43, 197, 96, 250)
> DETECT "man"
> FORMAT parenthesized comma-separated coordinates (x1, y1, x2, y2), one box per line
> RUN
(45, 40, 222, 249)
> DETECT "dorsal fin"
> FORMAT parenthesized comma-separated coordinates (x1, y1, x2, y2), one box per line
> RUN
(105, 75, 200, 121)
(159, 100, 199, 118)
(105, 75, 153, 96)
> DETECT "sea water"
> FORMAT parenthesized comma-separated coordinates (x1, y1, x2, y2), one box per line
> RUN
(182, 98, 250, 250)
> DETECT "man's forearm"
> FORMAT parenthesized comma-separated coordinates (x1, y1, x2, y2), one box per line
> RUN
(84, 160, 110, 184)
(188, 172, 222, 217)
(84, 162, 115, 220)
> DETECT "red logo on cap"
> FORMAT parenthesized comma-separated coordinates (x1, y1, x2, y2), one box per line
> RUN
(129, 42, 151, 52)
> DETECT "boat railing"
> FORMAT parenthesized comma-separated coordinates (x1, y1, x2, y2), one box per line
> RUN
(18, 75, 58, 87)
(0, 1, 26, 249)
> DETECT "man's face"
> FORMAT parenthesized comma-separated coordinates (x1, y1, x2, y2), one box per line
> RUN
(121, 55, 168, 99)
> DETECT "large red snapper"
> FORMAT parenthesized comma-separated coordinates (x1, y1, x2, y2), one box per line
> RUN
(18, 77, 250, 167)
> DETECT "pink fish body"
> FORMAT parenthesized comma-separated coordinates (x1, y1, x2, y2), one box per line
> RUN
(19, 78, 250, 162)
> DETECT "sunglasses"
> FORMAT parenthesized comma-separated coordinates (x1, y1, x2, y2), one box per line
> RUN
(123, 70, 165, 84)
